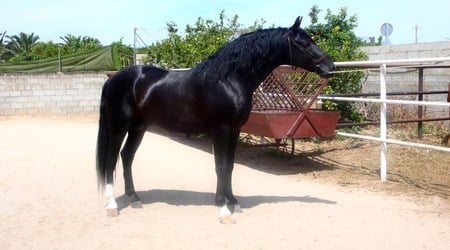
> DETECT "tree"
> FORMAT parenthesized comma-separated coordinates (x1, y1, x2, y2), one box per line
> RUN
(59, 34, 102, 54)
(0, 31, 6, 60)
(306, 6, 367, 122)
(28, 42, 58, 60)
(112, 39, 134, 69)
(6, 32, 40, 62)
(145, 11, 265, 68)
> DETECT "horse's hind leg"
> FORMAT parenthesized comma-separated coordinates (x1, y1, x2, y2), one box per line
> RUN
(105, 131, 127, 216)
(121, 123, 147, 208)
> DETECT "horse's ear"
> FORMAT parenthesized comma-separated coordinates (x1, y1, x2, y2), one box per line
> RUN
(290, 16, 303, 30)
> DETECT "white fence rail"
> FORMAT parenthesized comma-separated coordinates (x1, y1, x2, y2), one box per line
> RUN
(319, 57, 450, 181)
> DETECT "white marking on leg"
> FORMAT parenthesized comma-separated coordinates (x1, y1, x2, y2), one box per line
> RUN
(218, 204, 232, 218)
(105, 184, 118, 210)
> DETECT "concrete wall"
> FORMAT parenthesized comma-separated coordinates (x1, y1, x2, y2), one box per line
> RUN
(360, 41, 450, 97)
(0, 72, 106, 115)
(358, 41, 450, 120)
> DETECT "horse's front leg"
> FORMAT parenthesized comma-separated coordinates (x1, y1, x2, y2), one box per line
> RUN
(224, 133, 243, 214)
(213, 128, 242, 220)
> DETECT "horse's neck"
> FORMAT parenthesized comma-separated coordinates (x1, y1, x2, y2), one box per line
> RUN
(249, 62, 281, 85)
(240, 37, 288, 90)
(240, 54, 286, 93)
(193, 31, 288, 93)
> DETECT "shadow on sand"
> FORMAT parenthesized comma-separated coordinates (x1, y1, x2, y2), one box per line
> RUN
(116, 189, 336, 211)
(112, 127, 345, 212)
(146, 126, 358, 176)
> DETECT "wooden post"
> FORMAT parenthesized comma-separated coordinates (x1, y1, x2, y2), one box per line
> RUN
(448, 82, 450, 119)
(447, 82, 450, 103)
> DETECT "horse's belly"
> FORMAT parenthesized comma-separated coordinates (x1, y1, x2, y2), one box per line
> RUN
(141, 84, 212, 133)
(149, 107, 209, 133)
(155, 117, 209, 133)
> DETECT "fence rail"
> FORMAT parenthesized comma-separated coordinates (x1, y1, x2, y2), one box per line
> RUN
(321, 89, 450, 129)
(327, 57, 450, 181)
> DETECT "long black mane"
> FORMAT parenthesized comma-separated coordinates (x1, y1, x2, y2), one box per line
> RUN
(191, 28, 288, 84)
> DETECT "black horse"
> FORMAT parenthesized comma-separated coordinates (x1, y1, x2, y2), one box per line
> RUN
(96, 17, 335, 218)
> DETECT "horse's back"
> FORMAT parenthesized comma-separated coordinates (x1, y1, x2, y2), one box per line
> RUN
(100, 65, 169, 120)
(103, 65, 168, 100)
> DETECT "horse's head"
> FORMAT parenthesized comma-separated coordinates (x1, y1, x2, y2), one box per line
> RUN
(287, 16, 335, 77)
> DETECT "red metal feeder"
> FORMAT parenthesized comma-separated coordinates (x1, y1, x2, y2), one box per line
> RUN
(241, 66, 340, 155)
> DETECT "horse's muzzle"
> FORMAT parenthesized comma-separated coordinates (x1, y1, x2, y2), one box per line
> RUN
(317, 63, 336, 78)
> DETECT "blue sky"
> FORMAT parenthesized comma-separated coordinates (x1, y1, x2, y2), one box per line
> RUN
(2, 0, 449, 46)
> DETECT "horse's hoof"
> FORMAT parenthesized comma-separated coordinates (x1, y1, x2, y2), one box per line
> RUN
(106, 208, 119, 217)
(130, 200, 143, 209)
(219, 215, 236, 224)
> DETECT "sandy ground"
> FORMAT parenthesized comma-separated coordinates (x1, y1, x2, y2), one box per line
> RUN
(0, 117, 449, 250)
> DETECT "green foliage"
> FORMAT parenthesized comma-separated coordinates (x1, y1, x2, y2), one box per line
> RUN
(111, 39, 134, 69)
(5, 32, 40, 62)
(0, 31, 6, 60)
(1, 33, 105, 64)
(0, 46, 121, 73)
(306, 6, 367, 122)
(0, 28, 133, 70)
(145, 10, 265, 68)
(29, 42, 59, 60)
(59, 34, 102, 54)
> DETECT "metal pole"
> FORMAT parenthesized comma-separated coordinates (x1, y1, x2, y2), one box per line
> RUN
(318, 96, 450, 107)
(58, 45, 62, 73)
(133, 27, 137, 66)
(418, 68, 424, 139)
(336, 131, 450, 152)
(380, 64, 387, 181)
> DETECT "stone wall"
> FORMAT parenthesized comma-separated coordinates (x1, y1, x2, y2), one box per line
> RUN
(0, 72, 106, 115)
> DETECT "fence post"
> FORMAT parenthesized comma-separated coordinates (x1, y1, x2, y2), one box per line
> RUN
(418, 68, 424, 139)
(380, 64, 388, 181)
(448, 82, 450, 123)
(448, 82, 450, 105)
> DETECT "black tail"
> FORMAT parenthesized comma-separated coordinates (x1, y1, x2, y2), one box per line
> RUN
(96, 85, 111, 191)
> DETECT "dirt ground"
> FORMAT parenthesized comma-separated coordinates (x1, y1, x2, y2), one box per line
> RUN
(0, 116, 449, 249)
(238, 126, 450, 200)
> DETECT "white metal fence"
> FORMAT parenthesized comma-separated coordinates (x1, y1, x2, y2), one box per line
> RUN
(318, 57, 450, 181)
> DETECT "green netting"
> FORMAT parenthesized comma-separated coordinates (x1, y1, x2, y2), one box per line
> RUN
(0, 45, 121, 73)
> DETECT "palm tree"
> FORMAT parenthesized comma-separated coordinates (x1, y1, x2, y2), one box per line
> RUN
(6, 32, 40, 61)
(60, 34, 101, 53)
(80, 36, 102, 50)
(0, 31, 6, 60)
(60, 34, 82, 53)
(0, 31, 5, 43)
